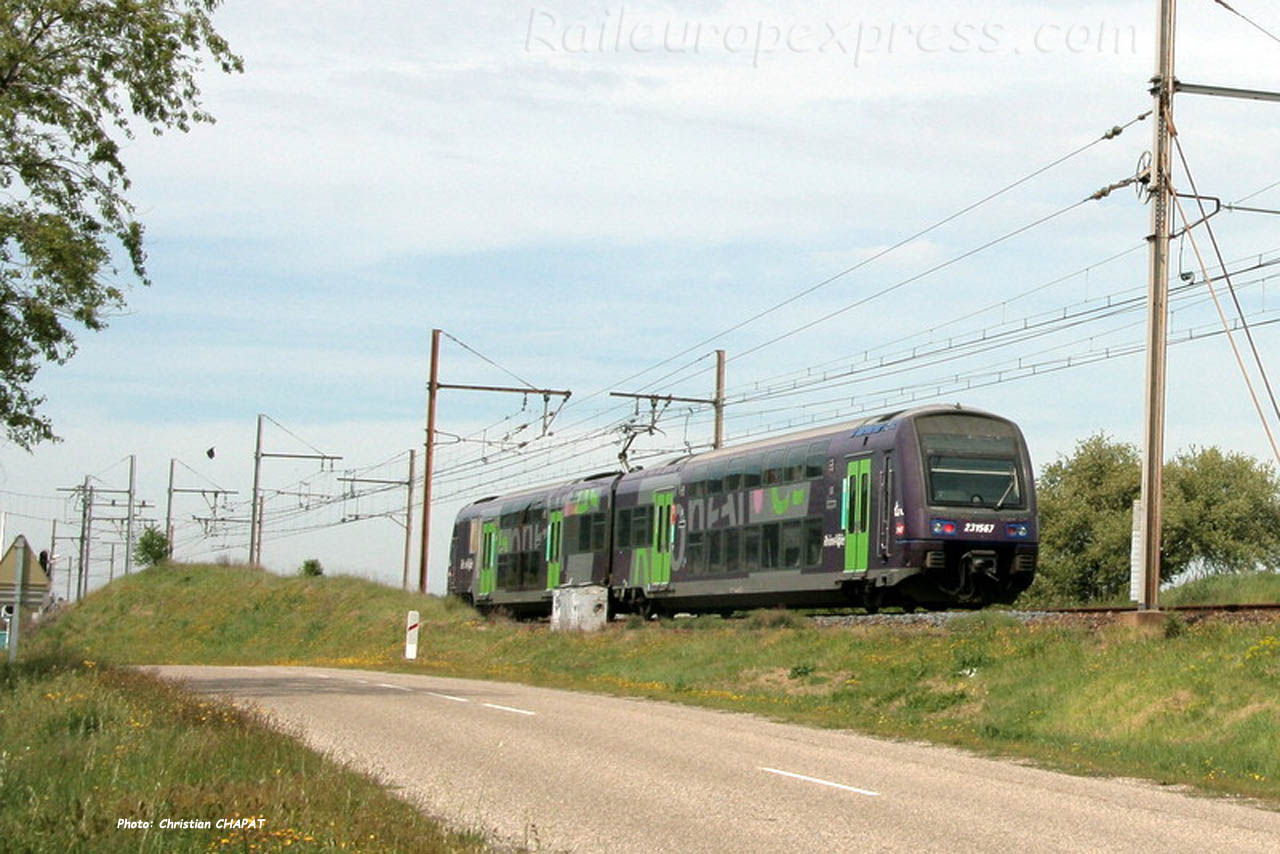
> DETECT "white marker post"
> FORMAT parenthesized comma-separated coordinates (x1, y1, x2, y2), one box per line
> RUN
(405, 610, 420, 660)
(8, 538, 24, 662)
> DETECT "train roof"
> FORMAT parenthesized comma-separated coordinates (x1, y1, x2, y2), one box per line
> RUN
(456, 469, 621, 513)
(451, 404, 1016, 518)
(658, 403, 1004, 469)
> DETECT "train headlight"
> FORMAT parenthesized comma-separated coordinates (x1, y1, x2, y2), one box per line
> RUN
(931, 519, 957, 536)
(1006, 523, 1030, 538)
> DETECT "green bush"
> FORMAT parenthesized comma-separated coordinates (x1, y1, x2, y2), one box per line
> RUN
(134, 527, 169, 568)
(299, 558, 324, 577)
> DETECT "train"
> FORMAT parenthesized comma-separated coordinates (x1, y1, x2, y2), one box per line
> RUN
(446, 404, 1037, 617)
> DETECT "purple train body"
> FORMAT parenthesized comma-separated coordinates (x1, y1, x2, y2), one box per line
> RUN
(447, 405, 1037, 616)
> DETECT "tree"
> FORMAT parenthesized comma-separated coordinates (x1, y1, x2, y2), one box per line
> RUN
(1028, 434, 1280, 603)
(1164, 446, 1280, 576)
(134, 526, 169, 567)
(0, 1, 241, 448)
(1032, 434, 1140, 603)
(298, 558, 323, 577)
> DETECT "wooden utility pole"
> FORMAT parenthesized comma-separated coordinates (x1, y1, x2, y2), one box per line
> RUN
(1136, 0, 1176, 612)
(418, 330, 440, 595)
(249, 415, 264, 565)
(417, 328, 572, 595)
(1135, 1, 1280, 612)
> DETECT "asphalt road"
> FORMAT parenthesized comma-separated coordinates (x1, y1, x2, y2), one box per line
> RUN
(151, 665, 1280, 853)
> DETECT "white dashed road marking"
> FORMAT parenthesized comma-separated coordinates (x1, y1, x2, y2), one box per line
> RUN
(427, 691, 471, 703)
(483, 702, 537, 717)
(759, 767, 880, 798)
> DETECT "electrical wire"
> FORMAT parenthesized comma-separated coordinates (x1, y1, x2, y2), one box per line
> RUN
(539, 111, 1153, 418)
(441, 330, 539, 391)
(1210, 0, 1280, 46)
(1168, 123, 1280, 462)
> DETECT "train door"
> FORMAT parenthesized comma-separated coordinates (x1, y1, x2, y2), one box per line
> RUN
(844, 458, 871, 573)
(649, 490, 674, 586)
(545, 510, 564, 589)
(878, 453, 894, 559)
(478, 521, 498, 596)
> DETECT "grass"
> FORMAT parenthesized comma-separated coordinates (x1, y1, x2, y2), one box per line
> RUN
(0, 650, 496, 853)
(1164, 570, 1280, 606)
(20, 562, 1280, 825)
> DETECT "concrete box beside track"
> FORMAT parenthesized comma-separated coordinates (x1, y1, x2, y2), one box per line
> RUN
(551, 585, 608, 632)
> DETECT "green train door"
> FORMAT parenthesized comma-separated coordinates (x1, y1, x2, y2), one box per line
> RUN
(844, 458, 871, 573)
(650, 491, 674, 586)
(478, 522, 498, 596)
(545, 510, 564, 589)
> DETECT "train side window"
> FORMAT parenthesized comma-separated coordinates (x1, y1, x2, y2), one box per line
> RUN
(577, 514, 594, 552)
(805, 442, 827, 478)
(688, 469, 705, 499)
(686, 531, 705, 575)
(805, 517, 823, 567)
(764, 450, 786, 485)
(880, 455, 894, 556)
(725, 460, 743, 491)
(743, 526, 761, 568)
(525, 551, 538, 588)
(724, 528, 741, 572)
(563, 516, 581, 554)
(761, 523, 780, 569)
(616, 508, 632, 549)
(859, 472, 871, 533)
(707, 530, 724, 573)
(784, 446, 806, 482)
(630, 506, 647, 547)
(781, 520, 803, 568)
(591, 513, 607, 550)
(743, 455, 763, 488)
(704, 462, 723, 495)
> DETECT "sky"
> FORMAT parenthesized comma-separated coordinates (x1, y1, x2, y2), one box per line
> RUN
(1, 0, 1279, 597)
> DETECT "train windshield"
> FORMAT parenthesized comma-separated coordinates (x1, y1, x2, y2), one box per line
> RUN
(916, 414, 1024, 509)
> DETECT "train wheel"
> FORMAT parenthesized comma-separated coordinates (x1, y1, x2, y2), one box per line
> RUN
(640, 597, 660, 621)
(863, 588, 883, 615)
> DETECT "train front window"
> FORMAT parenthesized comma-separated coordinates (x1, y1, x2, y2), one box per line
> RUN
(917, 414, 1023, 509)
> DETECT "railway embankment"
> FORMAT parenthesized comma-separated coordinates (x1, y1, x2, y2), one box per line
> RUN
(18, 563, 1280, 817)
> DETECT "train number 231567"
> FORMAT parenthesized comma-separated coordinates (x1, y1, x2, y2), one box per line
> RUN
(963, 522, 996, 534)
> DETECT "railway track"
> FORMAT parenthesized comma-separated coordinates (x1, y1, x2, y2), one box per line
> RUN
(808, 602, 1280, 628)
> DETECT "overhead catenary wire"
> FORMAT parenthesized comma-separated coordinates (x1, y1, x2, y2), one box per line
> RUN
(1210, 0, 1280, 47)
(538, 111, 1153, 418)
(440, 330, 540, 392)
(731, 193, 1115, 363)
(1167, 122, 1280, 463)
(416, 109, 1164, 497)
(1171, 126, 1280, 430)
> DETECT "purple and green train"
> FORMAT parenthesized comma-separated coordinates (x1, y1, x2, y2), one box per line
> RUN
(447, 404, 1038, 616)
